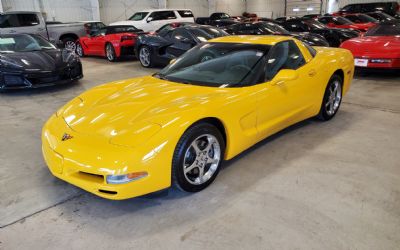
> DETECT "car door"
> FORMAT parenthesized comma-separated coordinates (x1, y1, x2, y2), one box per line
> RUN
(256, 40, 320, 140)
(165, 28, 196, 57)
(85, 28, 106, 55)
(0, 13, 47, 37)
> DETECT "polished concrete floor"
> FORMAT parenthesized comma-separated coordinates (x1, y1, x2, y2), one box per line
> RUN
(1, 57, 399, 249)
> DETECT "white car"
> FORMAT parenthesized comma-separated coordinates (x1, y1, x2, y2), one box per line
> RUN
(110, 9, 195, 32)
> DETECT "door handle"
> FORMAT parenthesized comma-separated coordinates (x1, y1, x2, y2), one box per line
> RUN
(308, 69, 317, 77)
(9, 30, 16, 33)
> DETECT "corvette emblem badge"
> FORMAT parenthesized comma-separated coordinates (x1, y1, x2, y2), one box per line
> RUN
(61, 133, 73, 141)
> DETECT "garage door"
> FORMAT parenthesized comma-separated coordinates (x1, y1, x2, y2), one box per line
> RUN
(286, 0, 322, 17)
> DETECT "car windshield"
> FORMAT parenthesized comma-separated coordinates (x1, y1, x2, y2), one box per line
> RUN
(188, 27, 228, 42)
(304, 20, 326, 29)
(0, 34, 56, 53)
(333, 17, 353, 25)
(346, 14, 378, 23)
(368, 12, 395, 22)
(259, 22, 290, 34)
(156, 42, 271, 87)
(129, 12, 148, 21)
(365, 23, 400, 36)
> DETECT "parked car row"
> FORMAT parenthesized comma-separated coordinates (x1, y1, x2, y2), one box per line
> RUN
(1, 3, 399, 90)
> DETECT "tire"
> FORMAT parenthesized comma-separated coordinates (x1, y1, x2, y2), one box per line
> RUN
(105, 43, 117, 62)
(317, 74, 343, 121)
(75, 42, 84, 57)
(138, 46, 153, 67)
(62, 37, 77, 51)
(172, 123, 225, 192)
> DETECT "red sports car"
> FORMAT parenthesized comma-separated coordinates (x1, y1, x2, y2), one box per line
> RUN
(318, 15, 376, 32)
(340, 22, 400, 69)
(76, 25, 144, 62)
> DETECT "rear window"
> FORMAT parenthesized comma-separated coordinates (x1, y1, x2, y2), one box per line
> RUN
(0, 14, 39, 28)
(150, 11, 176, 21)
(178, 10, 194, 18)
(189, 27, 228, 42)
(129, 12, 148, 21)
(106, 26, 139, 34)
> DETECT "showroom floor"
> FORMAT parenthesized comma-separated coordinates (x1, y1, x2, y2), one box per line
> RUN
(1, 57, 399, 249)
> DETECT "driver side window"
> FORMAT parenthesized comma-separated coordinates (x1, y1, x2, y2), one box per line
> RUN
(265, 40, 306, 81)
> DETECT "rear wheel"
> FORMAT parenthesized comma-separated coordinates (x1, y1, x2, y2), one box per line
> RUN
(62, 37, 77, 51)
(172, 123, 225, 192)
(139, 46, 153, 67)
(317, 74, 343, 121)
(75, 43, 84, 57)
(105, 43, 117, 62)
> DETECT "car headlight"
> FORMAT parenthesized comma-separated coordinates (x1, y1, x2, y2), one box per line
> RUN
(106, 171, 148, 184)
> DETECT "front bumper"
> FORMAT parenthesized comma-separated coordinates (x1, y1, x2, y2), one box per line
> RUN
(0, 63, 83, 90)
(42, 114, 171, 200)
(355, 58, 400, 69)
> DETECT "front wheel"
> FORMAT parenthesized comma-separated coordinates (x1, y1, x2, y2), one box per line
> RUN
(317, 74, 343, 121)
(172, 123, 225, 192)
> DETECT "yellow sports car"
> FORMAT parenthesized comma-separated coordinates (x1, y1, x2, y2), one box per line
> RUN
(42, 36, 354, 200)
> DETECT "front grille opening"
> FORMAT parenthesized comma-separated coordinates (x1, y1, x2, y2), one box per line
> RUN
(78, 171, 104, 183)
(98, 189, 117, 195)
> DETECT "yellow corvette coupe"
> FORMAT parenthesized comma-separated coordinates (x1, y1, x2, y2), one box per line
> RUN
(42, 36, 354, 200)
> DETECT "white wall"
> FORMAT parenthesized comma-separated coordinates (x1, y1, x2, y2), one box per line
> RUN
(167, 0, 209, 18)
(1, 0, 99, 22)
(209, 0, 246, 16)
(99, 0, 164, 24)
(246, 0, 284, 18)
(286, 0, 322, 17)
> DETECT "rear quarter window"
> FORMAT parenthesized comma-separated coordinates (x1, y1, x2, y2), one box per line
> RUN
(178, 10, 194, 18)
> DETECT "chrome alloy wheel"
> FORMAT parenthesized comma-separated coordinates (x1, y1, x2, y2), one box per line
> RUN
(183, 134, 221, 185)
(139, 47, 151, 67)
(325, 80, 342, 116)
(76, 43, 83, 56)
(106, 44, 114, 61)
(65, 40, 76, 51)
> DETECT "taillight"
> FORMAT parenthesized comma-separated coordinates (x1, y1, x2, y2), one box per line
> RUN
(120, 35, 134, 42)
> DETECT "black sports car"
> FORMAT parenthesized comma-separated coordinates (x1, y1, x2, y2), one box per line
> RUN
(0, 34, 82, 90)
(224, 22, 330, 47)
(135, 24, 228, 67)
(366, 12, 400, 23)
(280, 17, 360, 47)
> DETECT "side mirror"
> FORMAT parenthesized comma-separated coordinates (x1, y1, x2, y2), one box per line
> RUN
(271, 69, 299, 85)
(170, 58, 176, 64)
(146, 17, 153, 23)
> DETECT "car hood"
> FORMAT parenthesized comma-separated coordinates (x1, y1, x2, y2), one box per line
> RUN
(0, 49, 78, 72)
(341, 36, 400, 57)
(60, 76, 232, 138)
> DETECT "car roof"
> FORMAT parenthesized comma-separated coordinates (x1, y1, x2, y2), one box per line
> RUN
(209, 35, 292, 45)
(139, 9, 191, 12)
